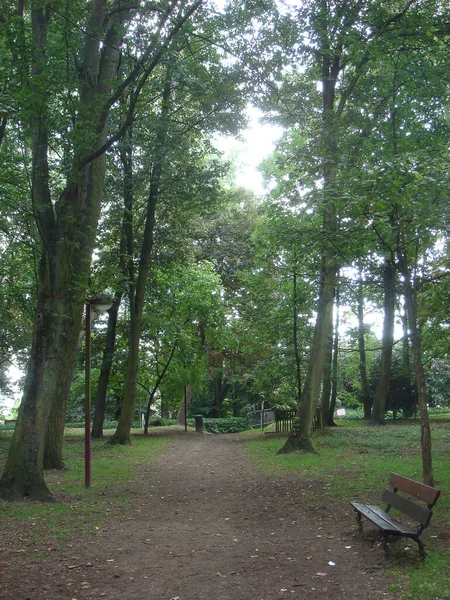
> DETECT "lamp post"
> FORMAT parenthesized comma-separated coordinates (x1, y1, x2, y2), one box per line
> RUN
(85, 295, 113, 488)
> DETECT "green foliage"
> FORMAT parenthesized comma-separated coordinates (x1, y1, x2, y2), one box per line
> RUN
(148, 417, 177, 427)
(425, 359, 450, 407)
(204, 417, 248, 434)
(187, 416, 248, 434)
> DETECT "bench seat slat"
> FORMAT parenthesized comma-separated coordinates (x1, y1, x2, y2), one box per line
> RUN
(350, 502, 418, 536)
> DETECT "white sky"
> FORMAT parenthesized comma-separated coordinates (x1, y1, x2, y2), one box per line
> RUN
(215, 106, 283, 195)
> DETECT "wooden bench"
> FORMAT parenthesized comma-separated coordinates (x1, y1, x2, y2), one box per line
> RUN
(350, 473, 441, 557)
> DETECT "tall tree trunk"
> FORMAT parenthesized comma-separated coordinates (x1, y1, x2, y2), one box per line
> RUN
(160, 391, 169, 418)
(0, 3, 128, 499)
(397, 244, 433, 485)
(321, 320, 333, 426)
(44, 306, 97, 469)
(278, 8, 340, 452)
(324, 282, 339, 426)
(370, 258, 396, 425)
(329, 287, 339, 425)
(110, 68, 172, 445)
(91, 128, 133, 440)
(357, 263, 371, 420)
(212, 373, 229, 418)
(292, 263, 302, 405)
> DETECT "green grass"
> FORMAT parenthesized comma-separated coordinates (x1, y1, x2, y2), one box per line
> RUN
(0, 428, 172, 544)
(242, 418, 450, 600)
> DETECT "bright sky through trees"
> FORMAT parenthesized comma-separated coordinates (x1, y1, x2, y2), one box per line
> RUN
(215, 106, 283, 194)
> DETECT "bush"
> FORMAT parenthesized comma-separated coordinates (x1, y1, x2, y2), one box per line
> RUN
(202, 417, 248, 434)
(64, 421, 119, 429)
(148, 417, 176, 427)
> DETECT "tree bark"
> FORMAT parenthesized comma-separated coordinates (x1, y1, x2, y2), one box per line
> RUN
(292, 263, 302, 406)
(397, 245, 433, 485)
(160, 391, 169, 418)
(43, 306, 97, 469)
(91, 127, 133, 440)
(278, 6, 340, 453)
(357, 263, 372, 420)
(370, 258, 396, 425)
(110, 68, 172, 445)
(0, 2, 130, 500)
(321, 320, 333, 427)
(329, 291, 339, 425)
(212, 374, 230, 418)
(325, 283, 339, 427)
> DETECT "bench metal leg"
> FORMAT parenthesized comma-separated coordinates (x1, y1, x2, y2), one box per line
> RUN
(414, 537, 426, 559)
(354, 510, 363, 532)
(381, 532, 388, 552)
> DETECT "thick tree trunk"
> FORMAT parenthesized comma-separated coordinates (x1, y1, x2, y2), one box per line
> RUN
(43, 314, 86, 469)
(370, 259, 396, 425)
(0, 3, 129, 500)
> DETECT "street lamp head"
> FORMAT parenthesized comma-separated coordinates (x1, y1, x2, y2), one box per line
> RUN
(88, 293, 114, 312)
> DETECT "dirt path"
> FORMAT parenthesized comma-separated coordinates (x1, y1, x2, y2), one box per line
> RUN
(1, 433, 402, 600)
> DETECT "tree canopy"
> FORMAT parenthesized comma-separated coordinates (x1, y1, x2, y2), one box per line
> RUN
(0, 0, 449, 498)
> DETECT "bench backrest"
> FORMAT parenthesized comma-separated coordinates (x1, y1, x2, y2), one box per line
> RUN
(382, 473, 441, 529)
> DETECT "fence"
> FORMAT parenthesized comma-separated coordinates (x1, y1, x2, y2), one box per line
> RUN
(275, 407, 323, 433)
(247, 409, 276, 430)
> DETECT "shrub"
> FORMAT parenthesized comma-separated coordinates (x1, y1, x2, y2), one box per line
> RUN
(148, 417, 176, 427)
(204, 417, 248, 434)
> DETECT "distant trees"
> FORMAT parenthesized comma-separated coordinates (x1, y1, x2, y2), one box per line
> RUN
(229, 0, 449, 484)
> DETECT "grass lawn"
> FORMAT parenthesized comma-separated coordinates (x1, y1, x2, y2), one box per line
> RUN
(0, 419, 448, 599)
(0, 428, 173, 545)
(242, 416, 450, 600)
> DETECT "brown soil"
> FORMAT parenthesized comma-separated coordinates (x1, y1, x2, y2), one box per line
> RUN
(0, 431, 426, 600)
